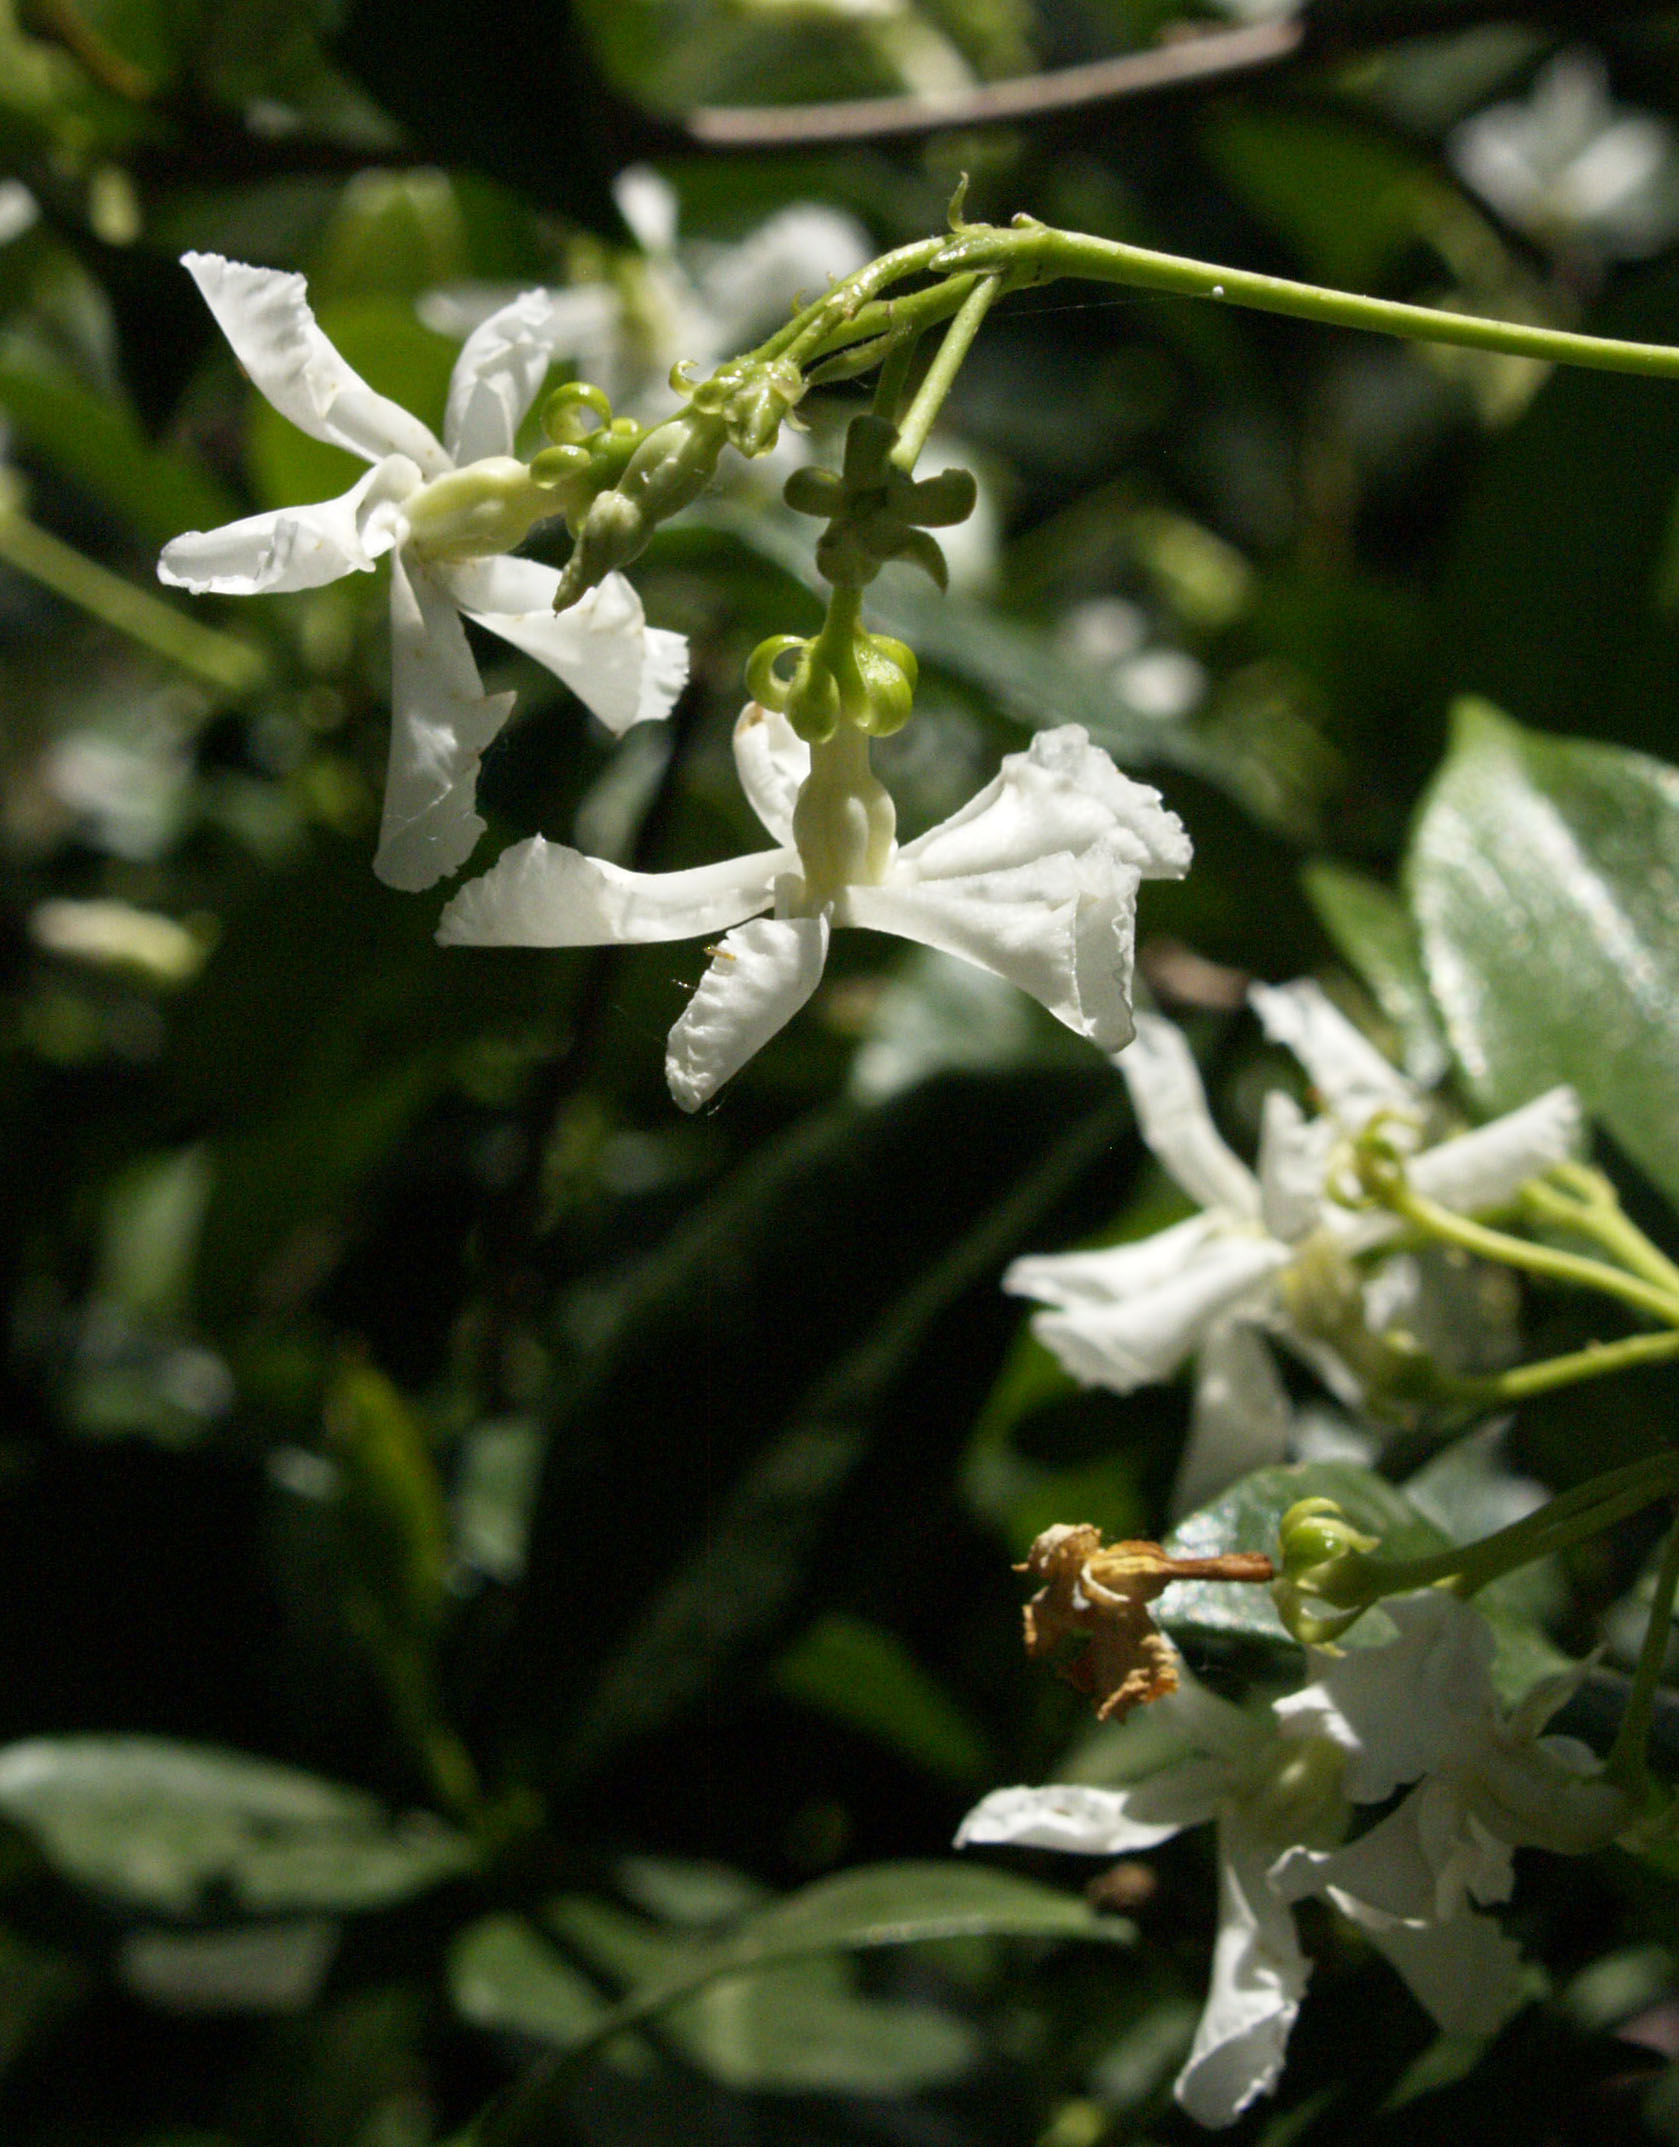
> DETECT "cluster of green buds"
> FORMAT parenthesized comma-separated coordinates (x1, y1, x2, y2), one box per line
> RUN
(545, 353, 806, 614)
(1272, 1497, 1383, 1646)
(746, 611, 918, 745)
(783, 412, 977, 593)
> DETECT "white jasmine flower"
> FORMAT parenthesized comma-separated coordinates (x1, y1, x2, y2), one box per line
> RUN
(1450, 50, 1679, 261)
(959, 1595, 1609, 2127)
(1004, 985, 1580, 1514)
(437, 706, 1190, 1111)
(158, 253, 688, 891)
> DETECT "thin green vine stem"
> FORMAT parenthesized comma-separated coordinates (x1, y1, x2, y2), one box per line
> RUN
(1375, 1179, 1679, 1328)
(890, 274, 1001, 469)
(928, 221, 1679, 378)
(1526, 1167, 1679, 1300)
(1440, 1327, 1679, 1408)
(0, 507, 267, 694)
(1609, 1503, 1679, 1790)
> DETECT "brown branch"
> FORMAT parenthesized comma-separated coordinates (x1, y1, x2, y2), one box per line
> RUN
(683, 17, 1305, 148)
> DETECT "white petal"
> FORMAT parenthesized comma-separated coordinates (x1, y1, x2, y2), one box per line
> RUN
(955, 1776, 1216, 1856)
(438, 838, 787, 947)
(1029, 1236, 1290, 1392)
(444, 288, 576, 466)
(1175, 1828, 1309, 2131)
(158, 457, 418, 596)
(1250, 979, 1416, 1130)
(375, 552, 515, 891)
(691, 203, 872, 349)
(1409, 1087, 1581, 1215)
(1276, 1593, 1495, 1803)
(898, 725, 1192, 883)
(846, 846, 1142, 1051)
(1005, 1213, 1230, 1314)
(1120, 1014, 1260, 1219)
(666, 914, 828, 1112)
(1174, 1322, 1292, 1519)
(1349, 1902, 1528, 2039)
(1273, 1789, 1459, 1924)
(182, 253, 448, 476)
(442, 560, 688, 734)
(1256, 1090, 1338, 1244)
(732, 702, 808, 848)
(613, 165, 680, 256)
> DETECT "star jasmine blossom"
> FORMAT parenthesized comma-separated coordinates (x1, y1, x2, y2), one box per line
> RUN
(436, 704, 1191, 1110)
(958, 1592, 1613, 2129)
(1004, 985, 1581, 1513)
(158, 253, 688, 891)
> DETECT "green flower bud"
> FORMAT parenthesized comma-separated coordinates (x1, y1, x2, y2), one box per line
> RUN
(784, 650, 842, 744)
(850, 633, 917, 736)
(1271, 1497, 1382, 1645)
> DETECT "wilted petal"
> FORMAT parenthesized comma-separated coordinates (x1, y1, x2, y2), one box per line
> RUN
(1409, 1087, 1581, 1215)
(666, 914, 828, 1111)
(897, 725, 1191, 883)
(441, 558, 687, 734)
(444, 288, 577, 465)
(1006, 1214, 1230, 1314)
(376, 552, 515, 891)
(732, 702, 808, 847)
(1250, 980, 1416, 1131)
(158, 457, 418, 596)
(182, 253, 449, 476)
(1277, 1593, 1494, 1803)
(438, 838, 787, 947)
(1176, 1322, 1292, 1518)
(846, 847, 1141, 1052)
(1175, 1827, 1310, 2130)
(1121, 1014, 1260, 1219)
(1029, 1235, 1291, 1392)
(957, 1768, 1229, 1857)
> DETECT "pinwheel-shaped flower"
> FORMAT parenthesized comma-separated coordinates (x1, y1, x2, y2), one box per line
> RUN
(159, 253, 688, 890)
(437, 706, 1191, 1110)
(959, 1593, 1607, 2129)
(1005, 985, 1581, 1514)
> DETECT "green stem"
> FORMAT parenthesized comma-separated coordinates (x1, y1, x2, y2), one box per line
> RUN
(0, 509, 267, 694)
(1377, 1178, 1679, 1329)
(1526, 1168, 1679, 1300)
(1609, 1503, 1679, 1789)
(890, 275, 1000, 470)
(767, 235, 956, 367)
(870, 322, 924, 426)
(1441, 1327, 1679, 1408)
(929, 221, 1679, 379)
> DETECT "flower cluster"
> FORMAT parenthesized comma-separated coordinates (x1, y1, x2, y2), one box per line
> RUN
(159, 253, 688, 891)
(1005, 983, 1580, 1513)
(959, 1588, 1628, 2129)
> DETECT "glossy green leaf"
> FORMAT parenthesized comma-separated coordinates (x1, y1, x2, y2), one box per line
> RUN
(0, 1738, 471, 1915)
(1407, 699, 1679, 1207)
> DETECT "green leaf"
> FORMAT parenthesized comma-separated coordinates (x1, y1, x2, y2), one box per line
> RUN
(775, 1614, 994, 1786)
(450, 1916, 615, 2047)
(1301, 861, 1448, 1085)
(1407, 699, 1679, 1207)
(0, 1737, 472, 1916)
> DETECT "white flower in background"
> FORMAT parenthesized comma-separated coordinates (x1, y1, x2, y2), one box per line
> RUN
(1005, 984, 1580, 1515)
(1450, 49, 1679, 261)
(158, 253, 688, 891)
(959, 1592, 1609, 2129)
(438, 706, 1191, 1111)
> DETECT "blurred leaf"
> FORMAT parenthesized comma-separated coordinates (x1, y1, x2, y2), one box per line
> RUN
(1302, 862, 1449, 1086)
(0, 1736, 471, 1915)
(451, 1915, 615, 2046)
(775, 1613, 994, 1786)
(325, 1357, 450, 1642)
(1407, 699, 1679, 1207)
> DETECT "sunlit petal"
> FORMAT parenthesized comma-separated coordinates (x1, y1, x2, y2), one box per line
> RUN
(444, 288, 578, 466)
(666, 914, 828, 1112)
(438, 838, 787, 947)
(1028, 1236, 1291, 1392)
(157, 457, 418, 596)
(1250, 979, 1417, 1131)
(182, 252, 449, 476)
(1409, 1086, 1581, 1214)
(1121, 1014, 1260, 1219)
(732, 702, 809, 848)
(1175, 1827, 1310, 2131)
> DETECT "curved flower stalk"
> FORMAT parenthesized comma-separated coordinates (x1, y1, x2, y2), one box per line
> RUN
(158, 253, 688, 891)
(959, 1591, 1618, 2129)
(438, 705, 1190, 1110)
(1005, 984, 1581, 1515)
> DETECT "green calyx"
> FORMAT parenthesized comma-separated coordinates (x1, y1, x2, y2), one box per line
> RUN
(746, 602, 918, 745)
(785, 413, 977, 593)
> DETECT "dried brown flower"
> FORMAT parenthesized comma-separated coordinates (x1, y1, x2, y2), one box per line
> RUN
(1016, 1522, 1274, 1723)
